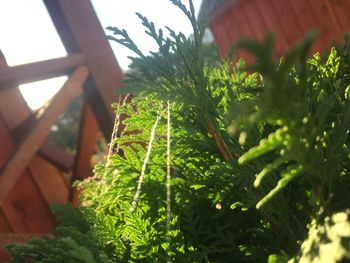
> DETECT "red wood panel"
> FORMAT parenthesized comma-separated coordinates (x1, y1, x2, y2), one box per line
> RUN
(327, 0, 350, 34)
(29, 156, 69, 205)
(38, 140, 74, 172)
(1, 201, 26, 233)
(210, 19, 230, 57)
(209, 0, 240, 55)
(71, 188, 82, 208)
(306, 0, 342, 47)
(219, 18, 237, 59)
(289, 0, 325, 54)
(0, 248, 11, 263)
(209, 0, 350, 59)
(0, 209, 12, 233)
(228, 3, 254, 62)
(270, 0, 304, 47)
(0, 113, 27, 232)
(231, 1, 254, 38)
(243, 0, 268, 41)
(255, 0, 289, 56)
(223, 7, 240, 41)
(4, 170, 56, 233)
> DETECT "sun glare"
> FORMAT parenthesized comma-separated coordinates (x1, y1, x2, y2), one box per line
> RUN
(0, 0, 202, 110)
(19, 76, 68, 111)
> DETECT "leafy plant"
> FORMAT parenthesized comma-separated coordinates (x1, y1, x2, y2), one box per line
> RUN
(7, 1, 350, 262)
(7, 204, 113, 263)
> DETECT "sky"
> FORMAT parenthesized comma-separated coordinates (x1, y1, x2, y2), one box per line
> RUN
(0, 0, 202, 110)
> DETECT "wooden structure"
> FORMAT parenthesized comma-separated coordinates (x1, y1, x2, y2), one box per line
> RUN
(1, 0, 350, 261)
(0, 0, 123, 261)
(207, 0, 350, 59)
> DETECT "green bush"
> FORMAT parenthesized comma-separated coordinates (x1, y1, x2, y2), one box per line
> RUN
(8, 1, 350, 262)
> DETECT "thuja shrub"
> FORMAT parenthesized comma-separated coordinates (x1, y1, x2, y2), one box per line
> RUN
(7, 1, 350, 262)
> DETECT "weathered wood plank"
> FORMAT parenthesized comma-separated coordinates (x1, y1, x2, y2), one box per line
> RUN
(0, 53, 85, 88)
(4, 170, 56, 233)
(29, 156, 69, 205)
(73, 103, 99, 181)
(1, 195, 27, 232)
(38, 140, 74, 172)
(0, 66, 89, 203)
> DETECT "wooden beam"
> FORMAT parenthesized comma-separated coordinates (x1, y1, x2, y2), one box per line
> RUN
(0, 51, 32, 130)
(38, 140, 74, 172)
(0, 66, 89, 204)
(29, 156, 69, 205)
(0, 53, 85, 88)
(2, 168, 57, 233)
(11, 115, 75, 172)
(0, 113, 14, 169)
(44, 0, 124, 139)
(0, 207, 12, 233)
(69, 103, 99, 204)
(1, 198, 27, 232)
(73, 103, 99, 181)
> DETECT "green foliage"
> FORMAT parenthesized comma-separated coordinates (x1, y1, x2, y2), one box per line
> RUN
(237, 35, 350, 213)
(6, 204, 113, 262)
(8, 1, 350, 262)
(289, 209, 350, 263)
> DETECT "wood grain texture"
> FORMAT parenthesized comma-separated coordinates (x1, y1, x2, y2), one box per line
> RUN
(73, 103, 99, 181)
(326, 0, 350, 34)
(29, 156, 69, 205)
(44, 0, 124, 139)
(4, 168, 56, 233)
(0, 53, 85, 87)
(209, 0, 350, 58)
(0, 66, 88, 204)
